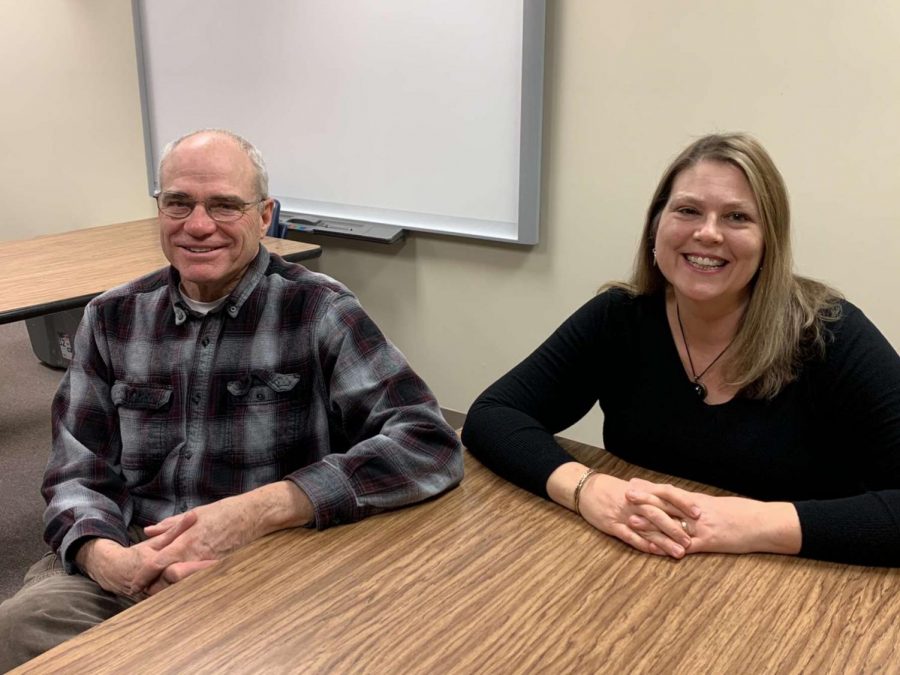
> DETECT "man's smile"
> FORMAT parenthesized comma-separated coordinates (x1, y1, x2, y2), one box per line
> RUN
(178, 244, 226, 254)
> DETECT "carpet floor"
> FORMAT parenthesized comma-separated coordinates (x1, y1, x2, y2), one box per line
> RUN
(0, 321, 64, 602)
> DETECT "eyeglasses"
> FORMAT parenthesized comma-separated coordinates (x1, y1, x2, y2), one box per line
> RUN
(155, 192, 265, 223)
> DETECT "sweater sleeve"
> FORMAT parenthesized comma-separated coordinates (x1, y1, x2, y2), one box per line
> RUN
(794, 302, 900, 566)
(462, 293, 617, 497)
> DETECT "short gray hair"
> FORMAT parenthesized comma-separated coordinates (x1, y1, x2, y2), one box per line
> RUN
(157, 128, 269, 199)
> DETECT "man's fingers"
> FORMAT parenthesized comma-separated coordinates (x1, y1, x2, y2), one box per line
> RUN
(147, 511, 198, 550)
(130, 558, 167, 594)
(146, 560, 218, 596)
(143, 515, 179, 537)
(146, 578, 166, 597)
(130, 512, 202, 592)
(144, 513, 189, 544)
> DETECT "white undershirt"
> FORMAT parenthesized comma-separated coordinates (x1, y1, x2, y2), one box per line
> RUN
(179, 285, 229, 316)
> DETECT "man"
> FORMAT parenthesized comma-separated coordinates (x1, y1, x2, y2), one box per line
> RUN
(0, 129, 463, 667)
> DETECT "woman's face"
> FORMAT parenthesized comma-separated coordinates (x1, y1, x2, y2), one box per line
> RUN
(654, 160, 765, 313)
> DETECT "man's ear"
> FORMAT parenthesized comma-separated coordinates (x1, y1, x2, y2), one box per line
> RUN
(259, 198, 274, 236)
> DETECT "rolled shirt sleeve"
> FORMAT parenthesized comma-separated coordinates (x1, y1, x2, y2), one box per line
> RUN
(287, 291, 463, 528)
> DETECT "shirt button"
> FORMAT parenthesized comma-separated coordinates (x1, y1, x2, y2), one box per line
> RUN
(192, 393, 201, 404)
(184, 450, 193, 460)
(228, 305, 238, 317)
(256, 392, 265, 400)
(180, 503, 188, 512)
(201, 337, 210, 347)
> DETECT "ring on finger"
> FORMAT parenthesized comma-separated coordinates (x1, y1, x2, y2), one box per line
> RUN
(680, 519, 690, 535)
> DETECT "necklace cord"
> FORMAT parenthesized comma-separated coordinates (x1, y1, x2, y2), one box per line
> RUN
(675, 302, 737, 384)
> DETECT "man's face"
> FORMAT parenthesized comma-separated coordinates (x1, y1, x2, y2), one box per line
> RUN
(158, 134, 272, 302)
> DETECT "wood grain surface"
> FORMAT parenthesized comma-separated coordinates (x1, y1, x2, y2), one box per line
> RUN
(14, 441, 900, 674)
(0, 218, 320, 322)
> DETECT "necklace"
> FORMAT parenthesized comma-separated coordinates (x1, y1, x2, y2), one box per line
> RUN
(675, 302, 736, 401)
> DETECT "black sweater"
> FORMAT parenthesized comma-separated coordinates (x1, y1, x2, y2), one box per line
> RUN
(462, 290, 900, 566)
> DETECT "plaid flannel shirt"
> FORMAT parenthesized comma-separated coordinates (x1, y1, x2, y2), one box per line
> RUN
(43, 246, 463, 571)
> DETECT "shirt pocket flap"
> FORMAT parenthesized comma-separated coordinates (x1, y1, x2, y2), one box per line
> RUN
(111, 381, 173, 410)
(259, 371, 301, 393)
(227, 370, 300, 397)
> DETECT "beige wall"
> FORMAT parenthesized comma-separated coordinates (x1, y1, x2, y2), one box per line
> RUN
(3, 1, 899, 445)
(0, 0, 154, 239)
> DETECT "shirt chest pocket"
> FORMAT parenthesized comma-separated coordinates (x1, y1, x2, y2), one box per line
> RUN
(111, 381, 175, 486)
(224, 370, 303, 466)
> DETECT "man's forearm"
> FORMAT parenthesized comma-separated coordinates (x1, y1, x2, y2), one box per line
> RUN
(243, 480, 315, 538)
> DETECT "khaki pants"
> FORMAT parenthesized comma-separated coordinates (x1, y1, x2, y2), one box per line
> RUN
(0, 549, 137, 672)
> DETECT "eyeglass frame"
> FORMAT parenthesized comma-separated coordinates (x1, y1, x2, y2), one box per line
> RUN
(154, 191, 268, 224)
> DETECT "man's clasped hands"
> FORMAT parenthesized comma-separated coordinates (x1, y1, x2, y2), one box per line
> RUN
(75, 481, 312, 600)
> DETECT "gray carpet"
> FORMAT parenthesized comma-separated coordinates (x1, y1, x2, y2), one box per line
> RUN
(0, 321, 64, 601)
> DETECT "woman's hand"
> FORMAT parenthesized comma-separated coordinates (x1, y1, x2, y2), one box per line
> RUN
(626, 487, 802, 556)
(547, 463, 701, 558)
(583, 475, 702, 558)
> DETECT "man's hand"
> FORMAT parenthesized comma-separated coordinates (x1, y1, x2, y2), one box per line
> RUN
(145, 560, 219, 596)
(75, 511, 199, 599)
(140, 480, 315, 592)
(143, 498, 260, 563)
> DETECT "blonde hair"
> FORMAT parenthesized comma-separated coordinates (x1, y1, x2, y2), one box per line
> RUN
(614, 133, 841, 399)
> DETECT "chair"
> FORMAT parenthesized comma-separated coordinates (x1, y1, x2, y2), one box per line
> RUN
(266, 199, 285, 238)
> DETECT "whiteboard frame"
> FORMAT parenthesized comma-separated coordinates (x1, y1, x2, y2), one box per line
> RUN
(132, 0, 545, 245)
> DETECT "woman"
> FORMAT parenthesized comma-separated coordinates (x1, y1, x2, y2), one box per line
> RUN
(462, 133, 900, 566)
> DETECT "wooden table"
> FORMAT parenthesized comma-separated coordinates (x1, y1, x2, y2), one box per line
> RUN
(0, 218, 321, 324)
(14, 440, 899, 673)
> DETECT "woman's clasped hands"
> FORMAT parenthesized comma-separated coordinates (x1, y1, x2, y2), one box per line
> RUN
(577, 472, 802, 559)
(578, 474, 699, 558)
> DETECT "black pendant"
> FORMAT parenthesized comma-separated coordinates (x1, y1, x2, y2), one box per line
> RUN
(692, 381, 708, 400)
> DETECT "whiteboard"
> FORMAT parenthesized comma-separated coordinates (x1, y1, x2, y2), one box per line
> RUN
(133, 0, 545, 244)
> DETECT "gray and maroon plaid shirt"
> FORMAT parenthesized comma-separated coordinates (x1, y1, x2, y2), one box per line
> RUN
(43, 246, 463, 571)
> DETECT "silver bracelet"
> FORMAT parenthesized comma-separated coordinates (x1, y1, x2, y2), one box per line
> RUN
(573, 468, 597, 517)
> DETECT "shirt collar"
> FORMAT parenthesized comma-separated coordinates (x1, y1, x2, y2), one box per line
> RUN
(167, 245, 271, 326)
